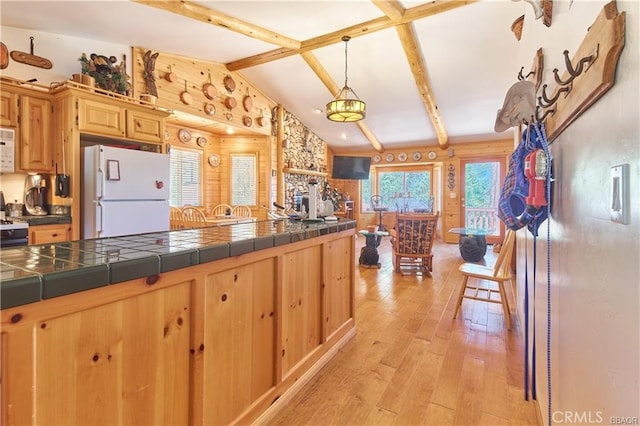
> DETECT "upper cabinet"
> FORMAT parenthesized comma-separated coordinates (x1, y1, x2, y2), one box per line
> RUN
(0, 83, 53, 173)
(20, 94, 53, 172)
(1, 90, 19, 127)
(77, 96, 166, 144)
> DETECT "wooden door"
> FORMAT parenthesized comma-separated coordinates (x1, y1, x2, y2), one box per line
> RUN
(460, 157, 505, 244)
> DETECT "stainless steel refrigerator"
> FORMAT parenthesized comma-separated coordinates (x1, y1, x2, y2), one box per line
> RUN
(82, 145, 170, 239)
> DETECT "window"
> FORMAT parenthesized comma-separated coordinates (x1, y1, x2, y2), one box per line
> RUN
(362, 166, 432, 212)
(230, 153, 257, 206)
(170, 147, 202, 206)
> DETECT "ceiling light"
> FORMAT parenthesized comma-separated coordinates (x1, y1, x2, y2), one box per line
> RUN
(326, 36, 366, 123)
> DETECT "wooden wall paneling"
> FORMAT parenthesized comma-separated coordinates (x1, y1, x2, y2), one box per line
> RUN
(131, 47, 274, 138)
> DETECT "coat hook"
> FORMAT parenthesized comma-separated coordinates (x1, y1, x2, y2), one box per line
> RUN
(518, 66, 536, 81)
(535, 104, 556, 122)
(553, 44, 599, 85)
(538, 83, 572, 108)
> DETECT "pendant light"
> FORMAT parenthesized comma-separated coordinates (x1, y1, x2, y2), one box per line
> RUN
(326, 36, 366, 122)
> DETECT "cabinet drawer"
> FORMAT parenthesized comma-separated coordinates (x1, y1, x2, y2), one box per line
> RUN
(29, 223, 71, 245)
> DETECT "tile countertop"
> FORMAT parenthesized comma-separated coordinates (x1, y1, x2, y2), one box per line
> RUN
(0, 218, 356, 309)
(12, 215, 72, 225)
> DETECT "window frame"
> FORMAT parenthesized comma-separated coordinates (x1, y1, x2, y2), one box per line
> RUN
(362, 164, 434, 213)
(229, 151, 259, 208)
(169, 145, 203, 207)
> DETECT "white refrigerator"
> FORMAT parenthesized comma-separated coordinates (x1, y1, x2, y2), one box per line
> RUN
(82, 145, 170, 239)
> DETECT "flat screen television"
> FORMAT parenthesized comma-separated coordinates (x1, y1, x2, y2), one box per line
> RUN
(331, 155, 371, 180)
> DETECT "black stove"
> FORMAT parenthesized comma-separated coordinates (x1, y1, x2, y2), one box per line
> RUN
(0, 219, 29, 247)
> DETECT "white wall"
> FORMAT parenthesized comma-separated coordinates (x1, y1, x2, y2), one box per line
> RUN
(516, 1, 639, 424)
(0, 27, 130, 203)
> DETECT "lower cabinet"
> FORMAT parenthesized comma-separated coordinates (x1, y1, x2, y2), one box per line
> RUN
(1, 230, 355, 425)
(29, 223, 71, 245)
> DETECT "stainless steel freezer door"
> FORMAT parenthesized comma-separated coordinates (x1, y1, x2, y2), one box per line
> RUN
(91, 145, 170, 201)
(86, 200, 170, 238)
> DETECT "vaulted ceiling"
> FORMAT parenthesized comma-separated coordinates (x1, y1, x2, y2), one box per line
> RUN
(0, 0, 533, 152)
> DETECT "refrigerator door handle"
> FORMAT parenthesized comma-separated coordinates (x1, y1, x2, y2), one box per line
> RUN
(96, 168, 104, 199)
(96, 202, 103, 234)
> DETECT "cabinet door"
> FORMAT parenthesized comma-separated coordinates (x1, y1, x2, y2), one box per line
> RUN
(323, 236, 354, 339)
(126, 109, 164, 143)
(78, 98, 126, 137)
(20, 95, 52, 172)
(202, 259, 275, 425)
(1, 90, 18, 127)
(29, 223, 71, 245)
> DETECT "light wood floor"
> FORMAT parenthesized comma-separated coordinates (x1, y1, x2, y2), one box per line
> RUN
(268, 235, 541, 425)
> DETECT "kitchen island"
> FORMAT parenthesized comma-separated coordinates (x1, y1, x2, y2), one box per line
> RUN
(0, 219, 356, 425)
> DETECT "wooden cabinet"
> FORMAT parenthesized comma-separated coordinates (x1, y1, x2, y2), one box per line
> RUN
(126, 109, 165, 142)
(1, 279, 191, 425)
(77, 98, 126, 138)
(0, 85, 53, 173)
(1, 90, 18, 127)
(29, 223, 71, 245)
(202, 259, 276, 424)
(1, 229, 356, 425)
(78, 97, 165, 143)
(20, 95, 53, 172)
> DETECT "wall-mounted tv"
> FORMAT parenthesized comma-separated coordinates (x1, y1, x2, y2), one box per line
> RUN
(331, 155, 371, 180)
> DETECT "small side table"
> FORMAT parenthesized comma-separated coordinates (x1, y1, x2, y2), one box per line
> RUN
(448, 227, 493, 262)
(358, 230, 390, 268)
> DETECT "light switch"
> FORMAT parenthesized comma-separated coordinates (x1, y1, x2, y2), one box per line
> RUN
(610, 163, 629, 224)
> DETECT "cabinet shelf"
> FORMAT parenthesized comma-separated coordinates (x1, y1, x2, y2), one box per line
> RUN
(283, 167, 327, 177)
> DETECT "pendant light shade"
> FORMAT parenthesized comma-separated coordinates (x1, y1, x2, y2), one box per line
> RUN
(326, 36, 366, 122)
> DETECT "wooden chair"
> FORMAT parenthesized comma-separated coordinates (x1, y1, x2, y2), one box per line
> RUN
(391, 212, 440, 275)
(210, 204, 232, 216)
(231, 205, 252, 217)
(453, 229, 516, 330)
(170, 206, 184, 230)
(181, 206, 208, 228)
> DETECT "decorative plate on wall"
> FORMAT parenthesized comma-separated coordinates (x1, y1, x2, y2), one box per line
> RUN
(385, 153, 395, 162)
(412, 151, 422, 161)
(427, 151, 437, 160)
(196, 136, 208, 147)
(398, 152, 408, 162)
(178, 129, 191, 143)
(373, 154, 381, 163)
(208, 154, 220, 167)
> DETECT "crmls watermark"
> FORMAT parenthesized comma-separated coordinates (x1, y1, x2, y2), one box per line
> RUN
(552, 411, 603, 424)
(552, 411, 639, 424)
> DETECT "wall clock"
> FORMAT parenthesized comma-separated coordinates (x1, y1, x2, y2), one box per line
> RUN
(178, 129, 191, 143)
(385, 153, 395, 162)
(427, 151, 437, 160)
(208, 154, 220, 167)
(196, 136, 208, 147)
(373, 154, 381, 163)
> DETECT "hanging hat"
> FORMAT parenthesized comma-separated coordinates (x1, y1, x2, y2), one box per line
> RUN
(494, 81, 536, 132)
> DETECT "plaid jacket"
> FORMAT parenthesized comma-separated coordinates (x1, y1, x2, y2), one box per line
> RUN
(498, 123, 550, 236)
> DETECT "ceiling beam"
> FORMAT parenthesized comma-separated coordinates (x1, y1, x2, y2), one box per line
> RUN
(396, 23, 449, 149)
(301, 51, 384, 153)
(131, 0, 300, 50)
(226, 0, 477, 71)
(371, 0, 405, 21)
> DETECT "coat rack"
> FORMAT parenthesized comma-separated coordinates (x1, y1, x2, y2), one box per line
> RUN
(517, 0, 625, 142)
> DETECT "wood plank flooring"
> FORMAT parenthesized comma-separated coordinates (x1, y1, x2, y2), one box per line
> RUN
(267, 235, 541, 425)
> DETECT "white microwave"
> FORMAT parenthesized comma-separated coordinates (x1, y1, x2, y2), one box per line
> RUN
(0, 128, 16, 173)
